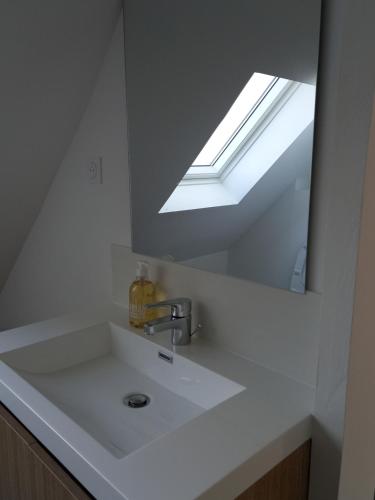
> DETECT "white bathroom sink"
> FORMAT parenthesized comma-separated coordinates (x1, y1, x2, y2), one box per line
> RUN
(0, 322, 244, 458)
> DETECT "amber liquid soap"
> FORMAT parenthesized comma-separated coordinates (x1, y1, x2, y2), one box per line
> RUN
(129, 261, 155, 328)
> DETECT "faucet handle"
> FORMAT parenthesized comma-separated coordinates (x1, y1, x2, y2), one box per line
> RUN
(191, 323, 203, 336)
(145, 297, 191, 318)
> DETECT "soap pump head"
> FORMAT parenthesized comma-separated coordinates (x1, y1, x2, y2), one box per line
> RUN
(136, 260, 149, 280)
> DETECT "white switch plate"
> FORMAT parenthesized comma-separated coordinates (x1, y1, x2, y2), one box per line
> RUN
(87, 157, 103, 184)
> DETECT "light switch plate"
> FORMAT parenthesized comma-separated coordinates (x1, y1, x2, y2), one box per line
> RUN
(87, 157, 103, 184)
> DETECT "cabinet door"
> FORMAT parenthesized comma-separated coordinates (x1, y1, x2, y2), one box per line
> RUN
(0, 404, 91, 500)
(236, 441, 311, 500)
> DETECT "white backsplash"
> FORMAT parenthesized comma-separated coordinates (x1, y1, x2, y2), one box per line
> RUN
(111, 244, 322, 387)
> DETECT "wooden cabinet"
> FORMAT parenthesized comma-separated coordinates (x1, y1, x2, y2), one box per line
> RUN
(235, 440, 311, 500)
(0, 404, 91, 500)
(0, 402, 310, 500)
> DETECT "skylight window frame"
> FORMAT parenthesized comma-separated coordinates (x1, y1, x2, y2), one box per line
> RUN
(183, 77, 299, 184)
(159, 80, 316, 214)
(191, 76, 278, 168)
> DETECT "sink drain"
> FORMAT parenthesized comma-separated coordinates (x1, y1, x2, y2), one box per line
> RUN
(123, 393, 150, 409)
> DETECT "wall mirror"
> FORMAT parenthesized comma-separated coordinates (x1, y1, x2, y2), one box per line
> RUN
(124, 0, 321, 293)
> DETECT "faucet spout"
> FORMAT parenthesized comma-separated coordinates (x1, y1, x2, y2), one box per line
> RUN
(143, 298, 194, 346)
(144, 315, 185, 335)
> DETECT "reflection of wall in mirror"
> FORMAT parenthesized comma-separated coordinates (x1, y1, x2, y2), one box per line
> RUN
(227, 178, 310, 290)
(182, 251, 229, 274)
(178, 175, 310, 291)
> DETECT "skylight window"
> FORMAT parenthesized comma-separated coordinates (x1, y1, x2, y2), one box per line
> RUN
(192, 73, 276, 167)
(184, 72, 291, 181)
(159, 73, 316, 214)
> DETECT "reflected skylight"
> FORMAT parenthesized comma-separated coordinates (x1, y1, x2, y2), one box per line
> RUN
(192, 73, 276, 166)
(159, 74, 316, 214)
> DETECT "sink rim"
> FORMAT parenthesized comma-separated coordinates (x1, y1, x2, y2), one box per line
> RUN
(0, 320, 245, 409)
(0, 317, 245, 463)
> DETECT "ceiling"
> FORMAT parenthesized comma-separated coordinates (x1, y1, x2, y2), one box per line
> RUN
(0, 0, 121, 291)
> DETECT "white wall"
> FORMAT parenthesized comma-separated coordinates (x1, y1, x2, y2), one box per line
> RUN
(112, 244, 321, 387)
(307, 0, 375, 498)
(182, 251, 229, 274)
(228, 181, 310, 290)
(0, 18, 130, 330)
(0, 0, 121, 292)
(338, 95, 375, 500)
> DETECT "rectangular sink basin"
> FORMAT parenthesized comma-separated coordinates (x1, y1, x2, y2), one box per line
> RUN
(0, 322, 244, 458)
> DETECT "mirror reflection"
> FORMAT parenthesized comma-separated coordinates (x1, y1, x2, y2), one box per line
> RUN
(160, 73, 315, 215)
(124, 0, 321, 293)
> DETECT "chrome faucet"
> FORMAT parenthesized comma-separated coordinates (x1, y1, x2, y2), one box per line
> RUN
(144, 298, 200, 346)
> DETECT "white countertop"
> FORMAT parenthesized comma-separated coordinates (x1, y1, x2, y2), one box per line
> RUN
(0, 304, 314, 500)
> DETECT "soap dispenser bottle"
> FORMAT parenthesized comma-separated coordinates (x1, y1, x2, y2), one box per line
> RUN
(129, 260, 155, 328)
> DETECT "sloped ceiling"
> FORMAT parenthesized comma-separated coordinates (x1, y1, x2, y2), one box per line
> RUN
(0, 0, 121, 291)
